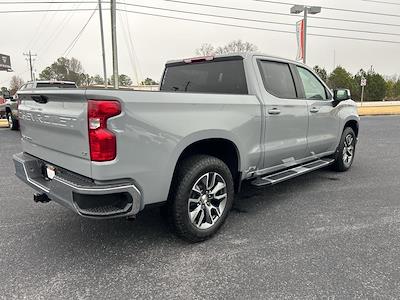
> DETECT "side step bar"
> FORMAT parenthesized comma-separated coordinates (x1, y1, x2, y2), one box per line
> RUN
(251, 158, 334, 187)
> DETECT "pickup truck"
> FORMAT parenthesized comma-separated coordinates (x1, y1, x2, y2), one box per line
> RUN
(4, 80, 77, 130)
(13, 53, 359, 242)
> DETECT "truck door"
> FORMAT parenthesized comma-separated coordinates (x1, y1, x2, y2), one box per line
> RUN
(256, 59, 309, 171)
(294, 66, 340, 155)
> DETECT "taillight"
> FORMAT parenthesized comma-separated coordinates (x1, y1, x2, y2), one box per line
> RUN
(88, 100, 121, 161)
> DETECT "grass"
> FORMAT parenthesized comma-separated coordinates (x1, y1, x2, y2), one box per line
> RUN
(358, 105, 400, 116)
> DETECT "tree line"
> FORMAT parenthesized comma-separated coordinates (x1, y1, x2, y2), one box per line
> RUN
(2, 40, 399, 101)
(313, 65, 400, 101)
(1, 57, 159, 95)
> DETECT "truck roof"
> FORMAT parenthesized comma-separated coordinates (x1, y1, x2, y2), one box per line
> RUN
(27, 80, 77, 84)
(165, 52, 305, 66)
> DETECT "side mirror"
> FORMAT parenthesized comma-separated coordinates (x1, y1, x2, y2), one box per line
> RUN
(333, 89, 351, 102)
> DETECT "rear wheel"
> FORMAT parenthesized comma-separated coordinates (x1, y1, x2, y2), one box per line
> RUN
(7, 112, 19, 130)
(168, 155, 234, 242)
(331, 127, 356, 172)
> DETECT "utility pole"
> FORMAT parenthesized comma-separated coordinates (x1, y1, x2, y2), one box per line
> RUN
(291, 5, 321, 64)
(23, 50, 37, 81)
(110, 0, 119, 89)
(98, 0, 107, 88)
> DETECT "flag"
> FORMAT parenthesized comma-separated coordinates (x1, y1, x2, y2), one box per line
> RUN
(296, 19, 305, 61)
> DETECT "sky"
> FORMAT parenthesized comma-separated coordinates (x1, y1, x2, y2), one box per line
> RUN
(0, 0, 399, 87)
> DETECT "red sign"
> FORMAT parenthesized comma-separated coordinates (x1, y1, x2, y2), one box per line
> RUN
(296, 19, 305, 61)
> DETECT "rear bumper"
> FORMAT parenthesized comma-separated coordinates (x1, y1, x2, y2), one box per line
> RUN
(13, 152, 142, 219)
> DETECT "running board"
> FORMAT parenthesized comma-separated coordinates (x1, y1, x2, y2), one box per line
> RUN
(251, 158, 334, 187)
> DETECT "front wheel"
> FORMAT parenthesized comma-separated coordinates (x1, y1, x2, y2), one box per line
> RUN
(168, 155, 234, 242)
(331, 127, 356, 172)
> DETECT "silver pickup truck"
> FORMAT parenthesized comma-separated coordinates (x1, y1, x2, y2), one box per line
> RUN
(13, 53, 359, 242)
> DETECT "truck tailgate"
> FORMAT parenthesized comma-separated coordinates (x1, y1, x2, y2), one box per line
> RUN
(17, 89, 91, 177)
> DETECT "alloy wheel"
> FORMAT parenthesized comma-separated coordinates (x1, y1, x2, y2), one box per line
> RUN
(187, 172, 228, 230)
(342, 133, 355, 167)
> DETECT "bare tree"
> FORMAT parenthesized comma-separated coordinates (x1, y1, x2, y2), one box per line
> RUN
(9, 76, 25, 95)
(195, 40, 258, 56)
(215, 40, 258, 54)
(195, 43, 215, 56)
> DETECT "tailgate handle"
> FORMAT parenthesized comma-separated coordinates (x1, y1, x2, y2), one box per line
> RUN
(31, 95, 48, 104)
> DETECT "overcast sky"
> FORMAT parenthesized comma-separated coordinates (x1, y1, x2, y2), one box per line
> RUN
(0, 0, 399, 87)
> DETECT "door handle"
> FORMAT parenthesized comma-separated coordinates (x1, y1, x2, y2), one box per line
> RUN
(310, 107, 319, 113)
(268, 108, 281, 115)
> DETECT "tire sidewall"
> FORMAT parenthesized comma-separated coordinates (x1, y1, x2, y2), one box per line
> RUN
(171, 156, 234, 241)
(335, 127, 356, 171)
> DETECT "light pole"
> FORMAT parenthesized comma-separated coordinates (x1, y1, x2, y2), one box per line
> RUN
(290, 5, 321, 64)
(111, 0, 119, 89)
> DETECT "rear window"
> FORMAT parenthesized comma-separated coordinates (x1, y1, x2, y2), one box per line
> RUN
(160, 57, 248, 94)
(36, 82, 77, 88)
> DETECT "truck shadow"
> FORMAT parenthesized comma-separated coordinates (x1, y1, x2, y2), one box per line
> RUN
(45, 167, 340, 248)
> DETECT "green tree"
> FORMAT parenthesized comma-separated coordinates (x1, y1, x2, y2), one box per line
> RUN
(328, 66, 357, 100)
(141, 77, 158, 85)
(39, 57, 85, 86)
(92, 74, 105, 85)
(313, 65, 328, 83)
(393, 80, 400, 98)
(365, 71, 386, 101)
(354, 69, 386, 101)
(108, 74, 133, 86)
(79, 73, 93, 86)
(385, 79, 396, 99)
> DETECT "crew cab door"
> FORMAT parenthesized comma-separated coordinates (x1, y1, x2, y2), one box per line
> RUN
(256, 59, 309, 171)
(294, 66, 340, 155)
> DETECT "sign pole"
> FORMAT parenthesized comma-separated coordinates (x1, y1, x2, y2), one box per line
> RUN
(360, 77, 367, 106)
(361, 86, 365, 107)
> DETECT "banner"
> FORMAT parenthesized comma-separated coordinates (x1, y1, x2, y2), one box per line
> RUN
(0, 54, 11, 71)
(296, 20, 304, 61)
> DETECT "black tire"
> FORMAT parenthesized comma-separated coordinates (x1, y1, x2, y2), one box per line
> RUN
(331, 127, 356, 172)
(167, 155, 234, 243)
(6, 112, 19, 131)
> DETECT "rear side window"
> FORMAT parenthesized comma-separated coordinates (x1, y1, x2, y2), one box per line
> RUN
(36, 82, 77, 88)
(160, 58, 248, 94)
(258, 60, 297, 99)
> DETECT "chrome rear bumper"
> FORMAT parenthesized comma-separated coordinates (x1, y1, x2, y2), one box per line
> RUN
(13, 152, 142, 219)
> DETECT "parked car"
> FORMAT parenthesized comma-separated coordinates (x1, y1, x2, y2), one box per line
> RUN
(0, 96, 6, 118)
(13, 53, 359, 242)
(5, 80, 77, 130)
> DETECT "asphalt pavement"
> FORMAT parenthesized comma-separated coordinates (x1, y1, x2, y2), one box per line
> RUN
(0, 116, 399, 299)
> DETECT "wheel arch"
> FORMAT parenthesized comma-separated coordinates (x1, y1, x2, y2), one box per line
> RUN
(168, 135, 242, 195)
(343, 119, 359, 137)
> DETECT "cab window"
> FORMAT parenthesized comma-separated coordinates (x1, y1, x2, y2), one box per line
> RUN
(296, 66, 328, 100)
(258, 60, 297, 99)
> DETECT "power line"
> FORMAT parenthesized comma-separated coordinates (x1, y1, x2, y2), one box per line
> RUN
(38, 1, 83, 57)
(155, 0, 400, 28)
(0, 8, 104, 13)
(0, 1, 105, 4)
(361, 0, 400, 5)
(2, 1, 400, 29)
(253, 0, 400, 18)
(117, 2, 400, 37)
(62, 6, 98, 57)
(117, 8, 400, 45)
